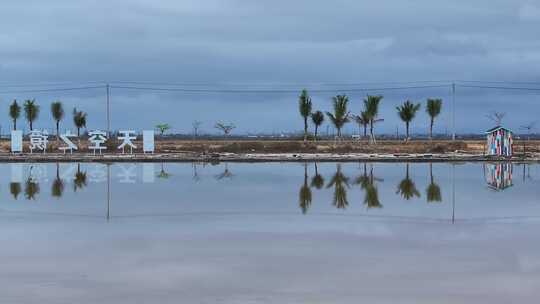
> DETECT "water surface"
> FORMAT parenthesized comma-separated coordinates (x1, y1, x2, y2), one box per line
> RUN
(1, 162, 539, 303)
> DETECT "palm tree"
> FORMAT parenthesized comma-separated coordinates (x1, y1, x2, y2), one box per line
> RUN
(51, 101, 64, 140)
(326, 95, 350, 140)
(73, 108, 87, 136)
(354, 111, 370, 138)
(311, 111, 324, 141)
(298, 89, 312, 142)
(23, 99, 39, 131)
(327, 164, 350, 209)
(363, 95, 383, 144)
(51, 163, 64, 198)
(299, 163, 312, 214)
(10, 182, 21, 200)
(156, 123, 171, 137)
(396, 163, 420, 200)
(426, 163, 442, 203)
(311, 162, 325, 189)
(396, 100, 421, 141)
(426, 98, 442, 140)
(9, 99, 21, 130)
(214, 122, 236, 136)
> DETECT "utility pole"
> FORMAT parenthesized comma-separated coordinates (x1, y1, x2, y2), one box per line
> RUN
(106, 83, 111, 136)
(452, 82, 456, 141)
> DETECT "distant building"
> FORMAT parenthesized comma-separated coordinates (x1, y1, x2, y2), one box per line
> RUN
(485, 126, 513, 157)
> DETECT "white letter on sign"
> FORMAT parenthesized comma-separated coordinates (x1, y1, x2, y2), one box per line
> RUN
(118, 130, 137, 154)
(11, 130, 23, 153)
(59, 130, 78, 154)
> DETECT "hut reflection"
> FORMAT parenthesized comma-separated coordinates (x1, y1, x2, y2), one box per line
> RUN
(299, 163, 312, 214)
(327, 164, 350, 209)
(484, 163, 513, 191)
(396, 163, 420, 200)
(426, 163, 442, 203)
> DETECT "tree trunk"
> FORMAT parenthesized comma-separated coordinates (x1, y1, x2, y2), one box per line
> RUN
(369, 120, 376, 144)
(406, 122, 410, 142)
(429, 118, 434, 140)
(314, 125, 318, 141)
(56, 121, 60, 141)
(30, 121, 33, 131)
(363, 125, 367, 138)
(303, 117, 308, 142)
(430, 163, 433, 184)
(13, 119, 16, 131)
(77, 127, 80, 137)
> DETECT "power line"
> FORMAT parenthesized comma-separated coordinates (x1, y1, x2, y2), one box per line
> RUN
(111, 84, 450, 94)
(458, 84, 540, 91)
(0, 85, 106, 95)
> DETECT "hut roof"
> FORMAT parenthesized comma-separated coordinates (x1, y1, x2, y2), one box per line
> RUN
(485, 126, 512, 134)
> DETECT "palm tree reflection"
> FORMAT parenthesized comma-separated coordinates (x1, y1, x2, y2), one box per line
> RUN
(10, 182, 21, 200)
(426, 163, 442, 203)
(157, 163, 171, 179)
(355, 163, 382, 209)
(73, 163, 87, 192)
(299, 163, 312, 214)
(24, 170, 39, 200)
(51, 163, 65, 198)
(310, 162, 325, 189)
(396, 163, 420, 200)
(327, 164, 350, 209)
(215, 163, 233, 180)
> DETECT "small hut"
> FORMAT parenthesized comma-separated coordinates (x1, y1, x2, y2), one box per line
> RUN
(485, 126, 513, 157)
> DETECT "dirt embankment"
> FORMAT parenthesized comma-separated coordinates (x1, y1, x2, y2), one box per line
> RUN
(0, 139, 538, 155)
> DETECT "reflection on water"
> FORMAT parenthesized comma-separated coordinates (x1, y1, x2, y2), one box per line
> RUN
(73, 163, 87, 191)
(484, 163, 513, 191)
(1, 161, 539, 222)
(2, 161, 540, 303)
(426, 163, 442, 203)
(396, 163, 421, 200)
(327, 164, 350, 209)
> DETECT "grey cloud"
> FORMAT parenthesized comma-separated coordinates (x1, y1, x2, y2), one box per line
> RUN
(0, 0, 539, 133)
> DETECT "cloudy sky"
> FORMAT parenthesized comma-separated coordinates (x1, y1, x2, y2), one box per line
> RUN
(1, 0, 540, 135)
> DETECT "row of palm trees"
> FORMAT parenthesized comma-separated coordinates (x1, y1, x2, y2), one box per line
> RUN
(299, 90, 443, 142)
(8, 99, 88, 137)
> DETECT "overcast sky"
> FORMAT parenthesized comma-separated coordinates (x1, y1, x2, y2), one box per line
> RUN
(1, 0, 540, 135)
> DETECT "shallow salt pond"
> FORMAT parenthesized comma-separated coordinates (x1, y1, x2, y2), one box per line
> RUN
(1, 162, 539, 303)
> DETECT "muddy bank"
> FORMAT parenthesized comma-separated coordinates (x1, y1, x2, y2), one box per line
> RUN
(0, 139, 538, 162)
(0, 152, 538, 163)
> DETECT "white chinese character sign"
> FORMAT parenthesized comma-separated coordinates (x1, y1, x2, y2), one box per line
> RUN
(59, 130, 78, 154)
(9, 128, 156, 154)
(117, 130, 137, 154)
(143, 130, 154, 153)
(11, 130, 23, 153)
(29, 130, 48, 153)
(88, 130, 108, 154)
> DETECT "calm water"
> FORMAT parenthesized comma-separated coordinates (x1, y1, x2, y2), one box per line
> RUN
(1, 162, 539, 303)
